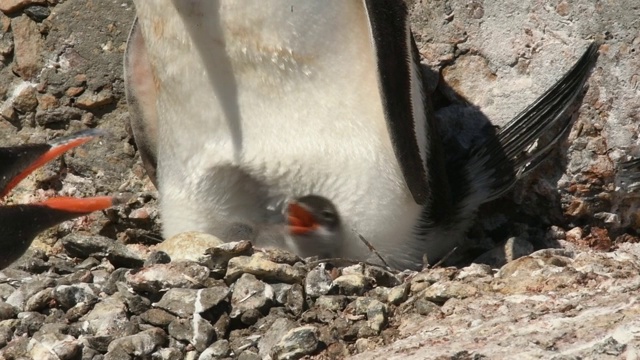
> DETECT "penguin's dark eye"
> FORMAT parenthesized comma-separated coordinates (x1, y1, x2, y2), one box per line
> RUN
(320, 210, 337, 224)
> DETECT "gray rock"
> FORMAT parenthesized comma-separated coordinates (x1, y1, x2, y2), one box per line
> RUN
(53, 283, 97, 309)
(30, 326, 80, 360)
(305, 263, 334, 298)
(106, 328, 167, 356)
(80, 295, 131, 337)
(16, 311, 45, 336)
(0, 301, 18, 320)
(332, 274, 374, 296)
(125, 262, 211, 293)
(350, 298, 388, 336)
(419, 281, 478, 304)
(271, 325, 319, 360)
(144, 251, 171, 266)
(24, 287, 54, 312)
(157, 231, 224, 263)
(61, 234, 144, 268)
(6, 275, 56, 310)
(199, 339, 231, 359)
(315, 295, 349, 312)
(364, 266, 402, 288)
(140, 308, 177, 327)
(271, 283, 293, 305)
(152, 347, 183, 360)
(229, 274, 274, 322)
(387, 284, 410, 305)
(258, 318, 296, 358)
(167, 317, 215, 352)
(225, 255, 306, 284)
(285, 284, 305, 316)
(254, 248, 302, 265)
(154, 287, 229, 318)
(205, 240, 253, 276)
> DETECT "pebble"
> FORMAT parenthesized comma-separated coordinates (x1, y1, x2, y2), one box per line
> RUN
(271, 325, 319, 360)
(225, 255, 306, 284)
(125, 262, 211, 293)
(229, 274, 274, 323)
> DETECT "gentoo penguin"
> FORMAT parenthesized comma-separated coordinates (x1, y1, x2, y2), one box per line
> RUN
(254, 195, 343, 259)
(125, 1, 597, 269)
(0, 130, 116, 269)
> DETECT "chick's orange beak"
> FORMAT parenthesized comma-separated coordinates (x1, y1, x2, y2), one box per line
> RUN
(287, 202, 318, 235)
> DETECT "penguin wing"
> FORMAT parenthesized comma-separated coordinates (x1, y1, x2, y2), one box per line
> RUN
(124, 18, 159, 187)
(364, 1, 437, 206)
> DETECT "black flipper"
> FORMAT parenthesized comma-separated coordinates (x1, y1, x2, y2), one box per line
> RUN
(364, 0, 445, 207)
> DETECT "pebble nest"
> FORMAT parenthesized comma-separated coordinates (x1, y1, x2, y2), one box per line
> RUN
(1, 229, 640, 359)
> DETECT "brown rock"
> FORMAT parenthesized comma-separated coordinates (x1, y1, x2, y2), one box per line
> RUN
(65, 86, 85, 97)
(12, 85, 38, 113)
(75, 88, 114, 109)
(0, 0, 47, 14)
(36, 93, 57, 110)
(11, 15, 44, 79)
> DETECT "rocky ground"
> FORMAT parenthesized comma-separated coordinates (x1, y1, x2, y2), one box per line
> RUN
(0, 0, 639, 359)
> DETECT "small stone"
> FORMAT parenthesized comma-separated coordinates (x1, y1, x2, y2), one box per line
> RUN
(61, 234, 144, 268)
(229, 274, 274, 322)
(83, 335, 115, 353)
(255, 247, 302, 265)
(205, 240, 253, 274)
(200, 339, 231, 359)
(157, 231, 224, 264)
(11, 15, 44, 79)
(225, 255, 306, 284)
(565, 227, 583, 242)
(23, 5, 50, 22)
(364, 265, 401, 287)
(65, 86, 85, 97)
(414, 298, 441, 316)
(6, 275, 56, 310)
(257, 318, 296, 357)
(271, 325, 319, 360)
(23, 287, 53, 312)
(456, 263, 493, 280)
(387, 283, 410, 305)
(315, 295, 348, 311)
(80, 296, 131, 337)
(152, 347, 183, 360)
(140, 308, 176, 327)
(154, 287, 229, 318)
(12, 85, 38, 113)
(106, 328, 167, 356)
(35, 106, 84, 125)
(75, 88, 114, 109)
(284, 283, 305, 316)
(331, 274, 373, 296)
(144, 251, 171, 266)
(305, 263, 334, 298)
(0, 301, 17, 320)
(16, 311, 45, 336)
(126, 262, 211, 293)
(350, 297, 388, 335)
(167, 317, 215, 352)
(271, 283, 292, 305)
(116, 283, 151, 315)
(419, 281, 478, 304)
(53, 283, 97, 309)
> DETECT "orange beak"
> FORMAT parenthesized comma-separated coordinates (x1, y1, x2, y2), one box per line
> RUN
(1, 132, 98, 198)
(38, 196, 115, 213)
(287, 202, 318, 235)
